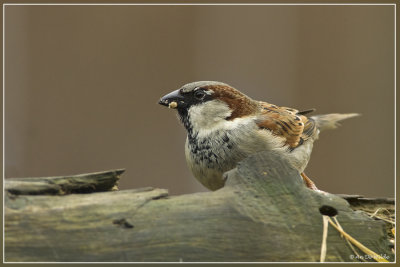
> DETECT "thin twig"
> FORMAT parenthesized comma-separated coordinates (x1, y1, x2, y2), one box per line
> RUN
(320, 216, 329, 262)
(328, 217, 389, 262)
(333, 217, 366, 262)
(368, 208, 395, 224)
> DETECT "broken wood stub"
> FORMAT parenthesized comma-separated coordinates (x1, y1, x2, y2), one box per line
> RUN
(5, 169, 124, 196)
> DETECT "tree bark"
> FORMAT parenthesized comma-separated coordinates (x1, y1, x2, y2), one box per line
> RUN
(4, 152, 394, 262)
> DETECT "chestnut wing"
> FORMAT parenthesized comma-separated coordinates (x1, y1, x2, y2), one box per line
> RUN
(257, 102, 317, 148)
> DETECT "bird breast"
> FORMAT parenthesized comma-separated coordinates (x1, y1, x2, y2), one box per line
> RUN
(184, 115, 284, 190)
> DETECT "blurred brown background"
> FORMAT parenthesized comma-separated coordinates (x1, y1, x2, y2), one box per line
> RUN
(4, 5, 394, 197)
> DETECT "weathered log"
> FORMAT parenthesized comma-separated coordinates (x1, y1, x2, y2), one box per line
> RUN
(4, 152, 394, 262)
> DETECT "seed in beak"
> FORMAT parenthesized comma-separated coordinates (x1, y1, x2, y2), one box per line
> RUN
(168, 101, 178, 109)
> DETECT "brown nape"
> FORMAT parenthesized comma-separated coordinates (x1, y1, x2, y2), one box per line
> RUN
(204, 85, 259, 120)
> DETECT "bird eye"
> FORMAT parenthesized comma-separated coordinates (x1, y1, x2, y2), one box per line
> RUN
(194, 89, 206, 100)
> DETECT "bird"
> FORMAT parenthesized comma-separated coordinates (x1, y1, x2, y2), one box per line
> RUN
(158, 81, 359, 191)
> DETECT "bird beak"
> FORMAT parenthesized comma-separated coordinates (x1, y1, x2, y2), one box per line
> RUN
(158, 89, 184, 109)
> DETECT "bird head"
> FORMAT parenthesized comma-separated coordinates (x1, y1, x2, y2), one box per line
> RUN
(159, 81, 259, 133)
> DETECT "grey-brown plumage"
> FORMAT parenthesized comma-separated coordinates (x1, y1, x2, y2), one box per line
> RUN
(159, 81, 359, 191)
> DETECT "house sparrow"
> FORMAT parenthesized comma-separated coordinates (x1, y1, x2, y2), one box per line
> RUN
(159, 81, 359, 191)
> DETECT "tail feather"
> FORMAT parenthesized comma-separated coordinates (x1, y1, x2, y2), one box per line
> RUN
(311, 113, 360, 131)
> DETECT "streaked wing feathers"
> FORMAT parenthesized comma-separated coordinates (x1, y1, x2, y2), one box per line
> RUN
(257, 102, 317, 148)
